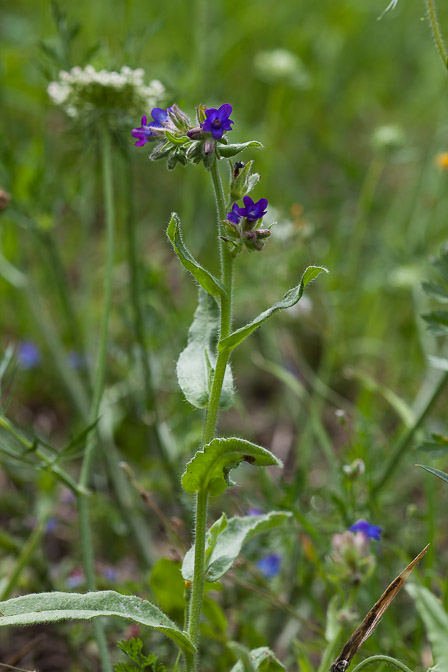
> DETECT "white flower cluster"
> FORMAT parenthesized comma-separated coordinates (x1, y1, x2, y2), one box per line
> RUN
(48, 65, 165, 119)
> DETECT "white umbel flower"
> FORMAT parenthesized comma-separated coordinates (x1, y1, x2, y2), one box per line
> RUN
(47, 65, 166, 121)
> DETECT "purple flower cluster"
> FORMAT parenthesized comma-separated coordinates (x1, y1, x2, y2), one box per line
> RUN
(201, 104, 234, 140)
(131, 107, 173, 147)
(349, 519, 382, 541)
(227, 196, 268, 224)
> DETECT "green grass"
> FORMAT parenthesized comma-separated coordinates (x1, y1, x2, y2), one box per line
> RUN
(1, 0, 448, 670)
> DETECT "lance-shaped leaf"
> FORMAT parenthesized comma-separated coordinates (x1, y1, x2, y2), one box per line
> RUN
(229, 645, 285, 672)
(217, 141, 263, 158)
(218, 266, 328, 352)
(167, 213, 226, 298)
(182, 511, 292, 582)
(177, 290, 234, 409)
(0, 590, 195, 655)
(417, 464, 448, 484)
(407, 582, 448, 670)
(181, 437, 282, 496)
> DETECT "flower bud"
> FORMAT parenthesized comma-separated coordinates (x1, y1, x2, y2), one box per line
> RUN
(230, 160, 260, 201)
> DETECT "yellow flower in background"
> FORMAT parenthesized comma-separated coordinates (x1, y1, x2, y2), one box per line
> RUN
(436, 152, 448, 170)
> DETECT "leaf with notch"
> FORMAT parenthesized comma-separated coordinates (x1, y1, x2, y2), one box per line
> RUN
(182, 511, 292, 582)
(218, 266, 328, 352)
(181, 437, 282, 496)
(0, 591, 195, 656)
(167, 213, 225, 297)
(177, 290, 234, 409)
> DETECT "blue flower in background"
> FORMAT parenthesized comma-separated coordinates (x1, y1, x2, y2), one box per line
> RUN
(349, 520, 382, 541)
(132, 107, 172, 147)
(17, 341, 41, 370)
(201, 104, 234, 140)
(247, 507, 263, 516)
(257, 553, 281, 579)
(236, 196, 268, 222)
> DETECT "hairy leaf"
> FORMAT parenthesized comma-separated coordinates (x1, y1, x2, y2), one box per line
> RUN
(0, 591, 194, 655)
(177, 290, 234, 409)
(182, 511, 291, 581)
(181, 437, 282, 496)
(167, 213, 225, 297)
(218, 266, 328, 352)
(407, 583, 448, 670)
(217, 141, 263, 158)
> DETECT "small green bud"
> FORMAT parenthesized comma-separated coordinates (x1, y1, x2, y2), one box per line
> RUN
(230, 160, 260, 200)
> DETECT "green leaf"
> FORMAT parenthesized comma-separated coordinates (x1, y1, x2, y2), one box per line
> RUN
(406, 582, 448, 669)
(422, 310, 448, 335)
(204, 513, 228, 568)
(0, 591, 195, 655)
(182, 511, 291, 581)
(115, 638, 167, 672)
(229, 645, 285, 672)
(176, 290, 234, 409)
(218, 266, 328, 352)
(217, 141, 263, 158)
(422, 281, 448, 303)
(417, 464, 448, 484)
(181, 437, 282, 497)
(167, 213, 226, 297)
(149, 559, 185, 616)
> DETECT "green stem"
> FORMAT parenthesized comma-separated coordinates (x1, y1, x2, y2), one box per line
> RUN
(124, 153, 178, 486)
(373, 369, 448, 495)
(351, 655, 415, 672)
(77, 126, 115, 672)
(0, 512, 49, 601)
(425, 0, 448, 71)
(187, 160, 234, 670)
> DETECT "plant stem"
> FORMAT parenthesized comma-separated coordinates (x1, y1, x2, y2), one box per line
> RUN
(187, 160, 234, 670)
(77, 126, 115, 672)
(373, 369, 448, 495)
(351, 655, 415, 672)
(124, 152, 178, 486)
(425, 0, 448, 71)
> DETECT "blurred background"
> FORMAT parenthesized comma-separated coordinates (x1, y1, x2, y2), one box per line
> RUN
(1, 0, 448, 670)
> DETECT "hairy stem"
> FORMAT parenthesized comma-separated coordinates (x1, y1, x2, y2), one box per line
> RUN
(425, 0, 448, 71)
(77, 126, 115, 672)
(187, 159, 234, 670)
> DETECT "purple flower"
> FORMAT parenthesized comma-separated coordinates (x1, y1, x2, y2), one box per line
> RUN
(349, 520, 382, 541)
(17, 341, 40, 370)
(102, 567, 118, 582)
(236, 196, 268, 222)
(131, 107, 172, 147)
(201, 104, 234, 140)
(257, 553, 281, 579)
(227, 203, 242, 224)
(247, 507, 263, 516)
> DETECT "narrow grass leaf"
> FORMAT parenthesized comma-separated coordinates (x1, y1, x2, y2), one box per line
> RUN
(406, 582, 448, 669)
(0, 591, 195, 655)
(182, 511, 292, 581)
(167, 213, 225, 297)
(176, 290, 234, 409)
(218, 266, 328, 352)
(416, 464, 448, 484)
(181, 437, 282, 496)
